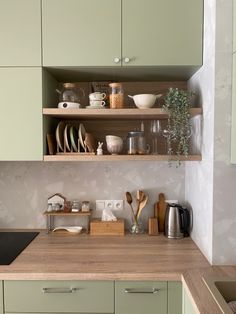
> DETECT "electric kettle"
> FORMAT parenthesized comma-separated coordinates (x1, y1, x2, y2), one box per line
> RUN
(164, 203, 191, 239)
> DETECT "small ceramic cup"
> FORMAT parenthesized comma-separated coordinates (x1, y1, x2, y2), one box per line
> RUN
(89, 100, 106, 107)
(89, 92, 106, 101)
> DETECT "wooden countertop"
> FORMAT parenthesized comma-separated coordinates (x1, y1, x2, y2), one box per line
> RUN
(0, 231, 209, 280)
(0, 231, 235, 313)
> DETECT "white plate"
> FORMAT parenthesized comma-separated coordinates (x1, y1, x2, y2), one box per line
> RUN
(52, 226, 83, 233)
(64, 124, 71, 152)
(55, 121, 65, 151)
(70, 125, 78, 152)
(79, 123, 86, 151)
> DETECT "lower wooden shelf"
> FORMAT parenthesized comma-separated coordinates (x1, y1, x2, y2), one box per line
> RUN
(43, 211, 91, 233)
(43, 154, 202, 162)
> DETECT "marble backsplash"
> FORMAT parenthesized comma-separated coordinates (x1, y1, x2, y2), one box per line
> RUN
(0, 161, 185, 229)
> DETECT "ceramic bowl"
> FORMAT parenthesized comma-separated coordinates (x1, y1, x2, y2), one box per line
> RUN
(106, 142, 123, 155)
(106, 136, 123, 154)
(128, 94, 162, 109)
(106, 135, 122, 142)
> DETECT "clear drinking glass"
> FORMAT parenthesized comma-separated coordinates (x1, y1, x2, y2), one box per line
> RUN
(150, 120, 162, 154)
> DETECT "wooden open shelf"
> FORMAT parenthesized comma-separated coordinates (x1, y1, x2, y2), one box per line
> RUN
(44, 211, 91, 234)
(43, 108, 203, 120)
(44, 154, 202, 162)
(43, 211, 91, 216)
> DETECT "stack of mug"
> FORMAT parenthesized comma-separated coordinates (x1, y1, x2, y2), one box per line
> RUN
(87, 92, 106, 109)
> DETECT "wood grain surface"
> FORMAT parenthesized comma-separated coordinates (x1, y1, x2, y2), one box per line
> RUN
(0, 231, 209, 280)
(0, 231, 235, 313)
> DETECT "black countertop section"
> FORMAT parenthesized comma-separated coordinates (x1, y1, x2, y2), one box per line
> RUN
(0, 232, 39, 265)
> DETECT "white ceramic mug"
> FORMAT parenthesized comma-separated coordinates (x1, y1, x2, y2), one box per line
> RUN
(89, 92, 106, 101)
(89, 100, 106, 107)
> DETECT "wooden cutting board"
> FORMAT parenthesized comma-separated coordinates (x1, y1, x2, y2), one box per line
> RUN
(154, 193, 167, 233)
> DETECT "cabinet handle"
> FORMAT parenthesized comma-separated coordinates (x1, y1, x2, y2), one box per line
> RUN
(124, 288, 159, 294)
(124, 57, 130, 63)
(114, 57, 121, 63)
(42, 287, 78, 294)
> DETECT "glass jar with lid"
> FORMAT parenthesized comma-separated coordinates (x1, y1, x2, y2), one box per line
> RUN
(109, 83, 124, 109)
(127, 131, 150, 155)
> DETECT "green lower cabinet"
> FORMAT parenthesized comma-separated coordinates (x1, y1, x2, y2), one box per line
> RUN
(168, 282, 182, 314)
(0, 281, 3, 314)
(4, 280, 114, 313)
(115, 281, 167, 314)
(182, 286, 196, 314)
(0, 67, 43, 161)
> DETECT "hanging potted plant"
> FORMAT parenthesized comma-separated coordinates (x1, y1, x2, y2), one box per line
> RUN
(163, 87, 192, 165)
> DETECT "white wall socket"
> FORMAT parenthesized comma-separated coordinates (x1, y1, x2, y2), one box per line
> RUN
(96, 200, 124, 211)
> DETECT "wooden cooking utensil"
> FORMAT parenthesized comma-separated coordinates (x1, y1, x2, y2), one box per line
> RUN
(125, 192, 137, 223)
(137, 195, 148, 220)
(157, 193, 167, 232)
(136, 190, 145, 218)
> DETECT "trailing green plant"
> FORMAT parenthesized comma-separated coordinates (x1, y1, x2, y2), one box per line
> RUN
(163, 87, 192, 166)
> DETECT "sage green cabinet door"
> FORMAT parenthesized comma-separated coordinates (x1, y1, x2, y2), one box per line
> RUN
(115, 281, 167, 314)
(168, 282, 182, 314)
(4, 280, 114, 313)
(231, 53, 236, 163)
(42, 0, 121, 67)
(182, 287, 196, 314)
(0, 281, 3, 314)
(0, 68, 42, 161)
(0, 0, 41, 66)
(122, 0, 203, 66)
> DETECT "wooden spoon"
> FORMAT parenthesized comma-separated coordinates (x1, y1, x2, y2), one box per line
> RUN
(137, 195, 148, 220)
(136, 190, 145, 217)
(125, 192, 137, 222)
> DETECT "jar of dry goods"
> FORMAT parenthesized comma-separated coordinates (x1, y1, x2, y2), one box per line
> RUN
(127, 131, 150, 155)
(109, 83, 124, 109)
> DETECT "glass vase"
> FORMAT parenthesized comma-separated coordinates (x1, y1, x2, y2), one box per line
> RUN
(130, 219, 144, 234)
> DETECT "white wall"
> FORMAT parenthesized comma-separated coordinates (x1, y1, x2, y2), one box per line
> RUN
(212, 0, 236, 264)
(186, 0, 236, 265)
(185, 0, 216, 264)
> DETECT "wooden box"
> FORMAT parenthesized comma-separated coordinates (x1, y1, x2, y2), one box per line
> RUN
(90, 219, 125, 236)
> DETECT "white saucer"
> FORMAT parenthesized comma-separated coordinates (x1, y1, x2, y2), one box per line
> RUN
(86, 105, 105, 109)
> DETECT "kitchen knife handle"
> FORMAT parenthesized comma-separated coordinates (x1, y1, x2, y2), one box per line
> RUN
(124, 288, 159, 294)
(42, 287, 78, 294)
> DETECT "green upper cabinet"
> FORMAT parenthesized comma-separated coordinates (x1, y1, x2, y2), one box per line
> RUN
(122, 0, 203, 66)
(0, 68, 43, 161)
(0, 0, 41, 66)
(42, 0, 121, 67)
(42, 0, 203, 67)
(0, 281, 3, 314)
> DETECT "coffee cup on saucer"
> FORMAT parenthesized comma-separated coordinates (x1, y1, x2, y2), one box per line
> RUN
(89, 100, 106, 107)
(89, 92, 106, 101)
